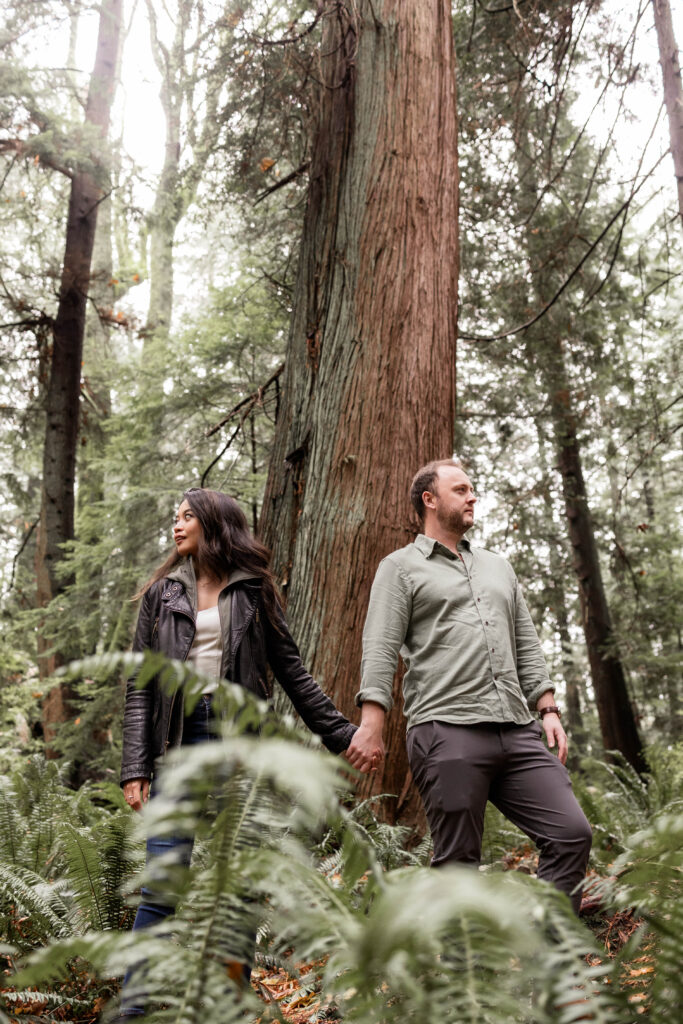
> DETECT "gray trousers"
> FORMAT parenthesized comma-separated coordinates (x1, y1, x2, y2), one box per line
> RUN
(407, 720, 592, 914)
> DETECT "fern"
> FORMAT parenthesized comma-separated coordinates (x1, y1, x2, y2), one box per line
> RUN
(575, 751, 683, 871)
(8, 731, 678, 1024)
(266, 845, 623, 1024)
(595, 811, 683, 1023)
(0, 863, 71, 948)
(60, 814, 138, 932)
(0, 777, 22, 866)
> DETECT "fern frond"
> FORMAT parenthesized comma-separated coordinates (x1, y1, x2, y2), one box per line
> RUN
(1, 987, 91, 1010)
(60, 817, 137, 933)
(0, 863, 71, 948)
(0, 776, 22, 866)
(600, 811, 683, 1023)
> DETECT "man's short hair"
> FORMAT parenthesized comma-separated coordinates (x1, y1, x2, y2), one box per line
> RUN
(410, 458, 462, 520)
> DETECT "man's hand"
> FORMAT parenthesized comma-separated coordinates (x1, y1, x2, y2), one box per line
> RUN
(541, 713, 567, 764)
(345, 701, 386, 774)
(536, 692, 568, 765)
(123, 777, 150, 811)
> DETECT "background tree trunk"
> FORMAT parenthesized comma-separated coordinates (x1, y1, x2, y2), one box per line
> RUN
(143, 0, 221, 345)
(652, 0, 683, 227)
(514, 114, 645, 774)
(547, 344, 646, 774)
(260, 0, 458, 823)
(39, 0, 122, 742)
(535, 425, 587, 765)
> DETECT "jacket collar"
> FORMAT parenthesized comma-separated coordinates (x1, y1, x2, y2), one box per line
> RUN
(165, 557, 260, 597)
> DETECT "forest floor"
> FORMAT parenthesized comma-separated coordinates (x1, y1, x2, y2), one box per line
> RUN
(247, 850, 654, 1024)
(2, 844, 655, 1024)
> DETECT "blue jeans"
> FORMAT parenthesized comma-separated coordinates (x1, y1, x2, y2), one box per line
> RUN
(131, 695, 214, 931)
(120, 696, 217, 1016)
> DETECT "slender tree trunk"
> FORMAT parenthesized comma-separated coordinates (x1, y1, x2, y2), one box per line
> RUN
(536, 425, 586, 764)
(260, 0, 458, 822)
(143, 0, 220, 344)
(514, 114, 645, 774)
(77, 188, 114, 653)
(145, 97, 180, 340)
(38, 0, 122, 741)
(652, 0, 683, 227)
(547, 344, 646, 774)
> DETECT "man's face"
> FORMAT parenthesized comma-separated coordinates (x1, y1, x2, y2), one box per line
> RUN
(425, 466, 476, 534)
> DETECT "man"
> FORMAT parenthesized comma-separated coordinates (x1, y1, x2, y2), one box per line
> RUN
(346, 458, 592, 913)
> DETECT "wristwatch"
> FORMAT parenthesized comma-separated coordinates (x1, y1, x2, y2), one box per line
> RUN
(539, 705, 561, 719)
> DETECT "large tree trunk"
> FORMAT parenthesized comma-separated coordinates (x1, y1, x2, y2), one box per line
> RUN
(260, 0, 458, 822)
(39, 0, 122, 742)
(652, 0, 683, 227)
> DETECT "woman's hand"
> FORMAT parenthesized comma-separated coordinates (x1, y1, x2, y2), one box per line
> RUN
(123, 777, 150, 811)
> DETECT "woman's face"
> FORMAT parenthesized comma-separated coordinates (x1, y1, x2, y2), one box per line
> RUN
(173, 499, 202, 557)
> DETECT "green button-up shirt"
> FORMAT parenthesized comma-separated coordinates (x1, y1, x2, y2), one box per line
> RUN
(356, 534, 553, 730)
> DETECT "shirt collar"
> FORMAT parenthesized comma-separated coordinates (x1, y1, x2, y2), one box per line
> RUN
(414, 533, 471, 560)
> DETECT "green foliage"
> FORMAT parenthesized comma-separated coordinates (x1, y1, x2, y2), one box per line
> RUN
(590, 811, 683, 1022)
(60, 815, 136, 932)
(573, 749, 683, 871)
(317, 794, 431, 872)
(0, 862, 71, 948)
(0, 755, 139, 957)
(2, 710, 680, 1023)
(453, 0, 683, 759)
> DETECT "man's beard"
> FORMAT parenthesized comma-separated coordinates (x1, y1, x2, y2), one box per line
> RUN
(436, 506, 473, 534)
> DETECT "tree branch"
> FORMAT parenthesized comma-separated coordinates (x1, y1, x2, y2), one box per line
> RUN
(250, 1, 326, 47)
(9, 518, 39, 592)
(254, 161, 310, 204)
(205, 363, 285, 438)
(0, 139, 74, 179)
(460, 151, 669, 343)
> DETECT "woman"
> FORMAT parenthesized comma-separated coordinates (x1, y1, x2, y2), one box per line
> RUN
(119, 488, 366, 1014)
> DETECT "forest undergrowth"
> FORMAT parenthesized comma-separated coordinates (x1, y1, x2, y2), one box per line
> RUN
(0, 660, 680, 1024)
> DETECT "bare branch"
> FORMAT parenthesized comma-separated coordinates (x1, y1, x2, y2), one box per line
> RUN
(460, 152, 669, 343)
(205, 363, 285, 438)
(250, 1, 326, 47)
(254, 161, 310, 205)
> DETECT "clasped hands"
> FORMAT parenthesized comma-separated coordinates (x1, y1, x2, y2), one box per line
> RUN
(123, 725, 382, 813)
(344, 722, 385, 774)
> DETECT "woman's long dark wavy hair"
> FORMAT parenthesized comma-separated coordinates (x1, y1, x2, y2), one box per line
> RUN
(137, 488, 282, 625)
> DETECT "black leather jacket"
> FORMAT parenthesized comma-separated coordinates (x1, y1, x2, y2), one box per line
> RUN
(121, 560, 357, 784)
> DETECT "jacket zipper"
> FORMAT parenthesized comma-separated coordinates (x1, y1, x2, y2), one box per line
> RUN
(163, 608, 195, 751)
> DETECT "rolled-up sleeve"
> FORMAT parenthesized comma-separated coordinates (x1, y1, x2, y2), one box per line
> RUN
(513, 579, 554, 710)
(356, 557, 412, 712)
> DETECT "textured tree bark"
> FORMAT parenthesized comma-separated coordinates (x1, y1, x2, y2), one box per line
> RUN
(77, 188, 114, 653)
(260, 0, 458, 822)
(38, 0, 122, 740)
(652, 0, 683, 228)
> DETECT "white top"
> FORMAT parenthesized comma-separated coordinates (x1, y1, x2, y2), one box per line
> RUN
(188, 605, 223, 694)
